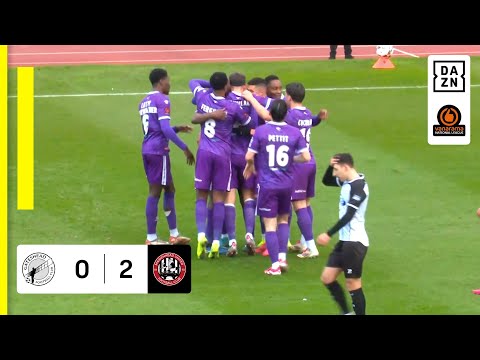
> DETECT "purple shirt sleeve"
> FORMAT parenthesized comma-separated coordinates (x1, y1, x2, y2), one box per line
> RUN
(248, 131, 260, 153)
(312, 114, 322, 127)
(160, 119, 188, 151)
(189, 79, 210, 93)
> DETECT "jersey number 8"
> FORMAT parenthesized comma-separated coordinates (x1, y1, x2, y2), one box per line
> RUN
(204, 119, 216, 139)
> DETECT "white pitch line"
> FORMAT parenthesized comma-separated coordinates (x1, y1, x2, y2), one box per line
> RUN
(7, 84, 480, 99)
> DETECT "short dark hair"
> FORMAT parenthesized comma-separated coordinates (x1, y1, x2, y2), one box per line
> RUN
(229, 72, 246, 86)
(149, 68, 168, 86)
(247, 77, 266, 86)
(334, 153, 354, 167)
(210, 72, 229, 90)
(265, 75, 280, 85)
(269, 99, 288, 122)
(285, 82, 305, 102)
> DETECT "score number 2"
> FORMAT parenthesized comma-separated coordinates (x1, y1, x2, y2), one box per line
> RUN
(75, 259, 133, 279)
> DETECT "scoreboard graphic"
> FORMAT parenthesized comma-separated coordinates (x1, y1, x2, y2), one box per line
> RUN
(17, 245, 191, 294)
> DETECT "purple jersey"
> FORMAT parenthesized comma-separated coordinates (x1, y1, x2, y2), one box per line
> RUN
(248, 122, 308, 189)
(194, 89, 251, 158)
(227, 91, 256, 156)
(139, 91, 172, 155)
(285, 106, 316, 164)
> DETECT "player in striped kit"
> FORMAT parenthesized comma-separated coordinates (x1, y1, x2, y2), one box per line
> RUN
(317, 153, 370, 315)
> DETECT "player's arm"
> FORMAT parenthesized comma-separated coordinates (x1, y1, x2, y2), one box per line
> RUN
(244, 135, 258, 179)
(242, 90, 272, 122)
(160, 119, 188, 151)
(160, 120, 195, 165)
(322, 157, 343, 187)
(189, 79, 211, 105)
(325, 181, 367, 237)
(233, 103, 252, 127)
(188, 79, 211, 93)
(293, 148, 311, 163)
(191, 109, 227, 124)
(312, 109, 328, 127)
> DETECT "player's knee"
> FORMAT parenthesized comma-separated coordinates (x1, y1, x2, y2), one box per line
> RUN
(165, 184, 176, 193)
(321, 272, 334, 285)
(149, 185, 162, 197)
(345, 278, 362, 291)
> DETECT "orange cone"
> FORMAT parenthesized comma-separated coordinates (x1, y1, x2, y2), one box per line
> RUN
(373, 55, 395, 69)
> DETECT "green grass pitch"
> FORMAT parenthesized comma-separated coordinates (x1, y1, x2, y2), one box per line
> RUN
(7, 57, 480, 314)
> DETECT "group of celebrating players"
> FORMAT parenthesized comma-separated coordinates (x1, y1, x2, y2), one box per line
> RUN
(138, 67, 371, 314)
(138, 68, 328, 275)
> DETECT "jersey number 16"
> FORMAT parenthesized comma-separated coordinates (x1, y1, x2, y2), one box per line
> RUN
(266, 144, 290, 168)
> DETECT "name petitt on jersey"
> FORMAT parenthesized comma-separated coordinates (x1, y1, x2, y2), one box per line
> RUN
(268, 134, 289, 143)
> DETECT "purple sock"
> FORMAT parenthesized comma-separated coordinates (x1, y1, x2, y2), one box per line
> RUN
(288, 206, 293, 226)
(265, 231, 279, 265)
(222, 215, 228, 235)
(146, 196, 159, 234)
(243, 199, 256, 235)
(296, 207, 314, 241)
(163, 191, 176, 230)
(195, 199, 207, 234)
(206, 206, 213, 243)
(307, 205, 313, 223)
(225, 204, 236, 240)
(260, 217, 266, 238)
(277, 223, 290, 254)
(212, 202, 225, 241)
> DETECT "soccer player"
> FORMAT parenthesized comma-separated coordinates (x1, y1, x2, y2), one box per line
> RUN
(284, 82, 327, 259)
(247, 77, 267, 97)
(139, 68, 195, 245)
(224, 72, 258, 256)
(244, 98, 311, 275)
(265, 74, 284, 100)
(190, 72, 252, 259)
(316, 153, 370, 315)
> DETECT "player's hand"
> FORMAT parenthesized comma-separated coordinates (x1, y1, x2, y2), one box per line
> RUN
(184, 147, 195, 166)
(243, 164, 255, 180)
(176, 125, 193, 133)
(329, 156, 339, 166)
(241, 90, 254, 101)
(319, 109, 328, 121)
(316, 233, 331, 246)
(210, 108, 227, 121)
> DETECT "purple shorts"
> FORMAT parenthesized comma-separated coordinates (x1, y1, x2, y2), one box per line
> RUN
(291, 162, 316, 201)
(194, 149, 231, 192)
(256, 184, 293, 218)
(230, 153, 256, 190)
(143, 153, 172, 186)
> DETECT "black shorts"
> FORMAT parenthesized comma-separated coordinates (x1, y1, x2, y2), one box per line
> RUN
(326, 241, 368, 278)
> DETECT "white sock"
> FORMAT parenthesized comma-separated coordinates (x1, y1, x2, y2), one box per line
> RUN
(300, 235, 307, 247)
(170, 228, 179, 237)
(278, 253, 286, 261)
(147, 234, 157, 241)
(306, 239, 318, 253)
(272, 261, 280, 270)
(229, 239, 237, 247)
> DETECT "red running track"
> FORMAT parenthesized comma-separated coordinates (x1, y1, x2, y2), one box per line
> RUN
(7, 45, 480, 67)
